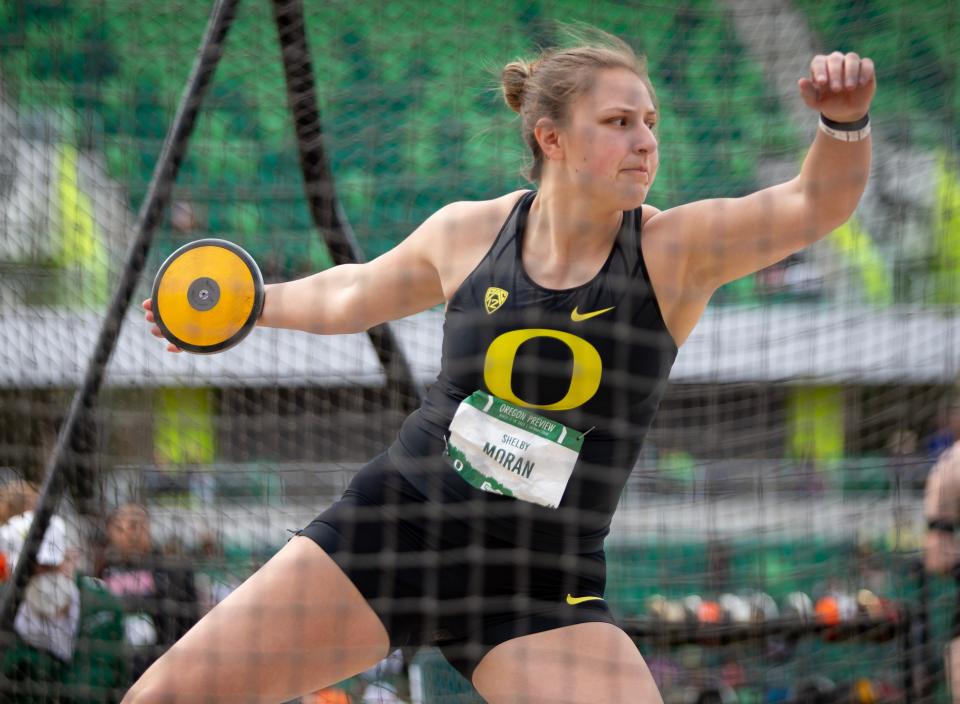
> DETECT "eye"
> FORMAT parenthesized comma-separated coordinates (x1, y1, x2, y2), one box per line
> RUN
(607, 116, 628, 127)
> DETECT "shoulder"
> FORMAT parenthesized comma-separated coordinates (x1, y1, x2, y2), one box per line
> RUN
(421, 190, 529, 299)
(636, 202, 678, 268)
(430, 190, 529, 231)
(640, 203, 662, 226)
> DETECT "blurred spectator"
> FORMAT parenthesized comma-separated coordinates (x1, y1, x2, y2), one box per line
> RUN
(0, 480, 38, 524)
(0, 481, 38, 581)
(0, 509, 127, 703)
(361, 681, 406, 703)
(359, 649, 409, 703)
(305, 688, 351, 704)
(95, 503, 199, 681)
(170, 200, 197, 234)
(886, 428, 926, 491)
(304, 649, 410, 704)
(0, 511, 79, 661)
(193, 530, 239, 616)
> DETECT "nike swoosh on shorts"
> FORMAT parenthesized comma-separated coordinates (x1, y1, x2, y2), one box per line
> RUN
(566, 594, 604, 605)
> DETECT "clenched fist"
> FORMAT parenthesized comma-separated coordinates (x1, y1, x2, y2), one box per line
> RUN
(798, 52, 876, 123)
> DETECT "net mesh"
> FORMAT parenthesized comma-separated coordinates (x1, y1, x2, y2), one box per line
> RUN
(0, 0, 959, 702)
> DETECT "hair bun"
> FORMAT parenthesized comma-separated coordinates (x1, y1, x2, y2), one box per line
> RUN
(501, 60, 535, 113)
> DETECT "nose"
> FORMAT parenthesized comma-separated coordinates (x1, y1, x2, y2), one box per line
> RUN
(635, 123, 658, 153)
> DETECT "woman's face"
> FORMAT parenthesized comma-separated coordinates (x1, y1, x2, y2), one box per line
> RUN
(558, 67, 659, 208)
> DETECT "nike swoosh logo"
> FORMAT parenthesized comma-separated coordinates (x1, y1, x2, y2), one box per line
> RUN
(570, 306, 615, 322)
(566, 594, 604, 605)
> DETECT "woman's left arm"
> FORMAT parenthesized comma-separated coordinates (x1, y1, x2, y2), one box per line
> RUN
(646, 52, 876, 293)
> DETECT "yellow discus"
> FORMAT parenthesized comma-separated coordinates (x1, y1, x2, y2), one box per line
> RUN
(151, 239, 264, 354)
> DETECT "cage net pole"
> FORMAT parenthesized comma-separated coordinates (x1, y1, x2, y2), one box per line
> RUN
(0, 0, 241, 637)
(271, 0, 423, 408)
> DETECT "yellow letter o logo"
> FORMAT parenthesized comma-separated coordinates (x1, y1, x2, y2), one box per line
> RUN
(483, 329, 602, 411)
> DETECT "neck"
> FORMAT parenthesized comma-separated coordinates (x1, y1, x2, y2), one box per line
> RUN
(520, 182, 627, 290)
(526, 185, 623, 260)
(524, 183, 623, 260)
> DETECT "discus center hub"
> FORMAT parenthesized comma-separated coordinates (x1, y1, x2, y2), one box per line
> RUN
(187, 277, 221, 311)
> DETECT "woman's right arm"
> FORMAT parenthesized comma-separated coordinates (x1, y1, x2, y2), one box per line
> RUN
(144, 198, 510, 349)
(258, 214, 447, 335)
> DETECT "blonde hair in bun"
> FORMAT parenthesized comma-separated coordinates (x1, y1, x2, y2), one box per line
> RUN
(500, 26, 655, 182)
(500, 59, 538, 114)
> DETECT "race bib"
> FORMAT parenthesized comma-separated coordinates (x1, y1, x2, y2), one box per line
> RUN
(446, 390, 584, 508)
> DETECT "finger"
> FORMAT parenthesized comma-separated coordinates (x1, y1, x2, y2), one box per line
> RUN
(168, 344, 182, 353)
(843, 52, 860, 90)
(811, 55, 829, 86)
(145, 311, 155, 323)
(142, 298, 152, 311)
(151, 327, 165, 338)
(826, 51, 844, 92)
(859, 57, 875, 86)
(798, 78, 820, 107)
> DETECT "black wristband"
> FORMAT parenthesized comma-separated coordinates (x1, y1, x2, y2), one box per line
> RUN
(928, 518, 957, 533)
(820, 113, 870, 131)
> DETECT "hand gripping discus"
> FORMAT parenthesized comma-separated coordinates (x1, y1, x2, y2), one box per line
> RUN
(151, 238, 264, 354)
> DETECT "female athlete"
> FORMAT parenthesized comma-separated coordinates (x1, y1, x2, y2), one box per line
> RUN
(131, 31, 875, 704)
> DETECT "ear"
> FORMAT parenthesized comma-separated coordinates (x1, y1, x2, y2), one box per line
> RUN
(533, 117, 563, 162)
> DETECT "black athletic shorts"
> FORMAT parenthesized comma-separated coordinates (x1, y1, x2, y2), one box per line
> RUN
(298, 451, 617, 682)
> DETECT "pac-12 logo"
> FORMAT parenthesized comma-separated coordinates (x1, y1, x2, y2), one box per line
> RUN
(483, 328, 602, 411)
(484, 287, 508, 314)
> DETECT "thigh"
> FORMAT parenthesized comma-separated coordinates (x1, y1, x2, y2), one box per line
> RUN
(472, 622, 663, 704)
(297, 454, 444, 646)
(123, 536, 390, 704)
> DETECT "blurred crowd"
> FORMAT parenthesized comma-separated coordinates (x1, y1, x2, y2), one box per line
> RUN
(0, 482, 413, 703)
(0, 485, 203, 703)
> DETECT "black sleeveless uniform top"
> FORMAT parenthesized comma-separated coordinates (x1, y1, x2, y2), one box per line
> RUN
(389, 191, 678, 552)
